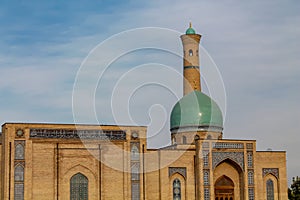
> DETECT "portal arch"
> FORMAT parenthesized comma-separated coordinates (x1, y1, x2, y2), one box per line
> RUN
(213, 159, 244, 200)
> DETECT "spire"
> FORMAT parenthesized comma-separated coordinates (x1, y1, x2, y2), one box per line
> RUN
(189, 22, 192, 28)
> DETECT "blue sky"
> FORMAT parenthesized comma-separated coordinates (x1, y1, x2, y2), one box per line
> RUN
(1, 0, 300, 184)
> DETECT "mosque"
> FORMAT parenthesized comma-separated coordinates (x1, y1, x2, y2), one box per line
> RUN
(0, 24, 287, 199)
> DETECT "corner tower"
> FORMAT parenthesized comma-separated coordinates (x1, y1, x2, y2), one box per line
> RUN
(181, 22, 202, 95)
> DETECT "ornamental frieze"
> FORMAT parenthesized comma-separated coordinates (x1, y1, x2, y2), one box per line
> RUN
(30, 129, 126, 140)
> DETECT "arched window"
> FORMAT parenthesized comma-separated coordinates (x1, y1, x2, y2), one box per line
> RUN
(215, 176, 234, 199)
(189, 49, 193, 56)
(247, 152, 253, 167)
(203, 151, 209, 167)
(173, 179, 181, 200)
(248, 188, 254, 200)
(248, 171, 254, 185)
(14, 164, 24, 200)
(70, 173, 88, 200)
(204, 171, 209, 185)
(204, 188, 210, 200)
(14, 183, 24, 200)
(131, 145, 139, 161)
(15, 143, 25, 160)
(266, 179, 274, 200)
(14, 165, 24, 182)
(182, 136, 187, 144)
(131, 162, 140, 180)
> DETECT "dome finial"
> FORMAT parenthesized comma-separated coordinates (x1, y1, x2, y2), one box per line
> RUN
(185, 22, 196, 35)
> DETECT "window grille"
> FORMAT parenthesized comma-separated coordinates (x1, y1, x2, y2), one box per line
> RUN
(70, 173, 88, 200)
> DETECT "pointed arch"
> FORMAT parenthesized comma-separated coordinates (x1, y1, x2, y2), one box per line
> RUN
(131, 145, 139, 161)
(214, 175, 234, 199)
(263, 173, 278, 200)
(214, 159, 244, 200)
(61, 164, 97, 200)
(204, 170, 209, 185)
(15, 143, 25, 160)
(214, 157, 244, 173)
(14, 163, 25, 200)
(14, 164, 24, 182)
(170, 173, 186, 200)
(65, 164, 96, 179)
(248, 171, 254, 185)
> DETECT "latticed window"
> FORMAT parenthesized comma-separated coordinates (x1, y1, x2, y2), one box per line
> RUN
(189, 49, 193, 56)
(15, 144, 25, 160)
(203, 151, 209, 167)
(204, 188, 209, 200)
(248, 171, 254, 185)
(131, 182, 140, 200)
(70, 173, 88, 200)
(14, 183, 24, 200)
(247, 152, 253, 168)
(131, 162, 140, 180)
(131, 145, 139, 161)
(131, 143, 140, 200)
(266, 179, 274, 200)
(15, 165, 24, 182)
(204, 171, 209, 185)
(173, 179, 181, 200)
(248, 188, 254, 200)
(14, 164, 24, 200)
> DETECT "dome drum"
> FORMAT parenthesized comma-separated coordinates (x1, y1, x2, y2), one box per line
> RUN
(170, 125, 223, 133)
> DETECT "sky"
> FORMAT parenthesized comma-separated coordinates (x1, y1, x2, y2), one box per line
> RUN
(0, 0, 299, 185)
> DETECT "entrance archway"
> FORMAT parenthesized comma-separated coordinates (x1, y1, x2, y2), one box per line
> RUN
(215, 175, 234, 200)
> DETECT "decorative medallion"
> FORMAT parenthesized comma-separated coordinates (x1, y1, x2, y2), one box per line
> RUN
(131, 131, 139, 139)
(16, 129, 24, 138)
(169, 167, 187, 179)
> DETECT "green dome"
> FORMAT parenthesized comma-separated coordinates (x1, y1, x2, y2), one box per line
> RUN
(185, 22, 196, 34)
(170, 91, 223, 131)
(186, 27, 196, 35)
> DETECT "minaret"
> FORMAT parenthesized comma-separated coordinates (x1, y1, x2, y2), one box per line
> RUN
(180, 22, 202, 95)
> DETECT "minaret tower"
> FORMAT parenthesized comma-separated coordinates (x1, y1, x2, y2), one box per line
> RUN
(170, 23, 223, 144)
(180, 22, 202, 95)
